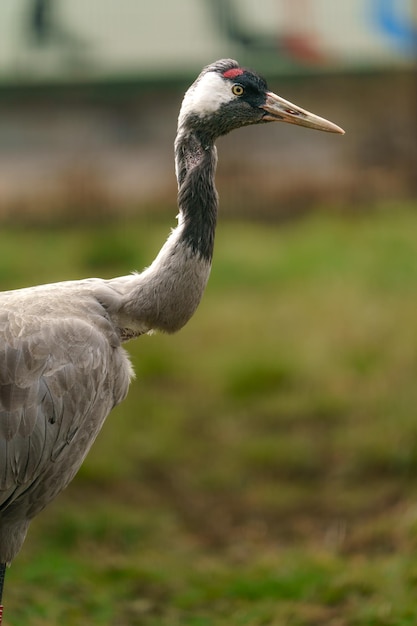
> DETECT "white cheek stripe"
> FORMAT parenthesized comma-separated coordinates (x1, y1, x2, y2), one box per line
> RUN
(179, 72, 235, 121)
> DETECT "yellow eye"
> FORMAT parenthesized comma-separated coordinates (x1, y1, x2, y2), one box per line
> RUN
(232, 84, 244, 96)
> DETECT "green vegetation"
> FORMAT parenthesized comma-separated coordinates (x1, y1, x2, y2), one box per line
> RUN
(3, 201, 417, 625)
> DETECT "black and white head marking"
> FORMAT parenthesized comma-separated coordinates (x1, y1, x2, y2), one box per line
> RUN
(178, 59, 269, 138)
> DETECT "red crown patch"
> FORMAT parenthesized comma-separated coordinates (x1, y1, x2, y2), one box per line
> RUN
(222, 68, 244, 79)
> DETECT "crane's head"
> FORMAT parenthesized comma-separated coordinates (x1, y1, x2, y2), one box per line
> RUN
(178, 59, 344, 139)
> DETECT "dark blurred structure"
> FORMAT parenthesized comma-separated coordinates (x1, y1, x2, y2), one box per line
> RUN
(0, 0, 415, 220)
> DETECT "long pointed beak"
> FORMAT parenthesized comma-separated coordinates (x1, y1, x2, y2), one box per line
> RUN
(261, 91, 345, 134)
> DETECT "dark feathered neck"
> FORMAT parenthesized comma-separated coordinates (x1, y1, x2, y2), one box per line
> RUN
(175, 130, 218, 262)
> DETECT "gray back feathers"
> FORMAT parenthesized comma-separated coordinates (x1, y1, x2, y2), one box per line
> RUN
(0, 280, 133, 561)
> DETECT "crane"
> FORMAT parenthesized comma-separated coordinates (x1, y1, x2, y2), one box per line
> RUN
(0, 59, 344, 620)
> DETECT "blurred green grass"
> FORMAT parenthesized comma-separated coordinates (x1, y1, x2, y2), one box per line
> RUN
(3, 201, 417, 625)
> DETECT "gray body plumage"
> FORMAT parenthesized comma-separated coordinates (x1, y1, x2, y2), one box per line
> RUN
(0, 233, 212, 562)
(0, 279, 132, 562)
(0, 59, 343, 591)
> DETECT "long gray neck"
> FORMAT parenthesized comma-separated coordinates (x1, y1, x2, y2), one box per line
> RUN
(114, 130, 219, 336)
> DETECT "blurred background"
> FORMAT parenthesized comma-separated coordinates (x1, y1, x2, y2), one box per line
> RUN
(0, 0, 415, 219)
(2, 1, 417, 625)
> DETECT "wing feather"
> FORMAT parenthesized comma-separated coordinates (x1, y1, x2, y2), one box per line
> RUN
(0, 307, 132, 511)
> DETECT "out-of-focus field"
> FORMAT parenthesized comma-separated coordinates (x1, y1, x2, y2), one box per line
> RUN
(3, 201, 417, 625)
